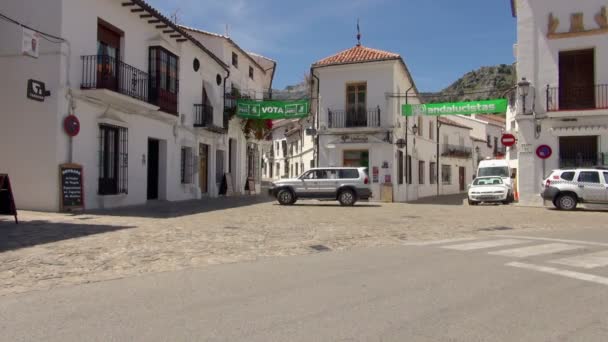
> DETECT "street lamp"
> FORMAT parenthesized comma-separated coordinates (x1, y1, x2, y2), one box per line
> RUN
(412, 124, 418, 135)
(518, 77, 531, 115)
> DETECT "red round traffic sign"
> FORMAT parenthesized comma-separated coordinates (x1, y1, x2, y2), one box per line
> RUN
(63, 115, 80, 137)
(501, 133, 516, 147)
(536, 145, 552, 159)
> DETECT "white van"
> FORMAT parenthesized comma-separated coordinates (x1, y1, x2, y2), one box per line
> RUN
(476, 159, 512, 189)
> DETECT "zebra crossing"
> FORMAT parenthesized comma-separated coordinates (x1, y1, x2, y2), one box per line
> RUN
(412, 235, 608, 287)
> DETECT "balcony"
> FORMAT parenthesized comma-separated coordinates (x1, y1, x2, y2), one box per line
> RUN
(494, 146, 506, 157)
(193, 104, 214, 128)
(441, 144, 472, 158)
(328, 107, 381, 129)
(224, 93, 237, 111)
(81, 55, 149, 103)
(546, 84, 608, 112)
(81, 55, 178, 115)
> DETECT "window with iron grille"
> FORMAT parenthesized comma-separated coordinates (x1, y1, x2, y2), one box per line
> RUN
(98, 124, 128, 195)
(180, 146, 194, 184)
(406, 155, 412, 184)
(419, 161, 425, 184)
(249, 66, 254, 80)
(398, 150, 404, 185)
(487, 135, 492, 147)
(310, 160, 315, 169)
(429, 121, 434, 141)
(441, 164, 452, 184)
(232, 52, 238, 68)
(430, 162, 437, 184)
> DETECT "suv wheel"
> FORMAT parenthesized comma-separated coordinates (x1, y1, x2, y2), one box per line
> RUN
(468, 199, 479, 206)
(338, 189, 356, 206)
(556, 193, 577, 211)
(277, 189, 295, 205)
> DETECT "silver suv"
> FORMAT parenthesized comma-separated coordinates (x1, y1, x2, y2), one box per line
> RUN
(541, 167, 608, 210)
(268, 167, 371, 206)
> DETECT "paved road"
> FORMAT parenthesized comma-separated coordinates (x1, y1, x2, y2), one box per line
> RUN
(3, 196, 607, 296)
(2, 227, 608, 341)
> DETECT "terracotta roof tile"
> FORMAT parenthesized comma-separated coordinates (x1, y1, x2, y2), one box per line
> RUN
(313, 45, 400, 67)
(439, 117, 473, 130)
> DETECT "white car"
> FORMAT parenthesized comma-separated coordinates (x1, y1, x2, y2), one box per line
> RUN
(468, 176, 513, 205)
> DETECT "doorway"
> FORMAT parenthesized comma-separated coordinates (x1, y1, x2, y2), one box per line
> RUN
(199, 144, 209, 194)
(147, 139, 160, 200)
(459, 167, 466, 192)
(343, 150, 369, 168)
(559, 49, 595, 110)
(559, 136, 598, 167)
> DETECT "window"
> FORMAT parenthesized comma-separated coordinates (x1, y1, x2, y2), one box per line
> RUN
(249, 66, 254, 80)
(346, 83, 367, 117)
(578, 171, 600, 183)
(281, 141, 287, 157)
(429, 121, 435, 141)
(560, 171, 575, 181)
(339, 169, 359, 179)
(232, 52, 238, 68)
(441, 165, 452, 184)
(290, 164, 293, 178)
(284, 162, 289, 177)
(301, 163, 304, 174)
(487, 135, 492, 148)
(406, 155, 412, 184)
(419, 161, 425, 184)
(398, 150, 404, 185)
(310, 160, 315, 169)
(417, 116, 423, 136)
(180, 147, 194, 184)
(430, 162, 437, 185)
(98, 124, 128, 195)
(275, 163, 280, 177)
(295, 163, 299, 176)
(343, 150, 369, 167)
(149, 46, 179, 114)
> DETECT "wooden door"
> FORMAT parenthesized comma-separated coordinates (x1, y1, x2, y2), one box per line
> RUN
(459, 167, 466, 192)
(97, 22, 121, 91)
(147, 139, 159, 200)
(559, 49, 595, 110)
(199, 144, 208, 193)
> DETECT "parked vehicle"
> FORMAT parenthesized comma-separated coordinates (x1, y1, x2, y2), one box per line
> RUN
(468, 176, 513, 205)
(268, 167, 371, 206)
(477, 159, 512, 189)
(541, 167, 608, 210)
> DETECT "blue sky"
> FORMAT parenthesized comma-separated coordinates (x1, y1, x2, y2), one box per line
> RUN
(148, 0, 516, 92)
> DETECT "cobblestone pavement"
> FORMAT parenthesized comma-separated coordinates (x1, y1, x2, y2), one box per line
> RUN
(1, 195, 606, 296)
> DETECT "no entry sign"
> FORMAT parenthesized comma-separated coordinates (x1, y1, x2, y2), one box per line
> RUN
(536, 145, 552, 159)
(501, 133, 516, 147)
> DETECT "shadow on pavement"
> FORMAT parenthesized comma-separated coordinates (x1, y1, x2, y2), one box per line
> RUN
(0, 219, 134, 253)
(288, 202, 382, 208)
(83, 194, 273, 219)
(408, 193, 468, 206)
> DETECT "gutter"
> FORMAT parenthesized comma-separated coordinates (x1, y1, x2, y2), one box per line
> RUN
(223, 68, 231, 125)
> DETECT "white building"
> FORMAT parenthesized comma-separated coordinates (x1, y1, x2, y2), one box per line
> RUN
(0, 0, 261, 211)
(310, 44, 474, 201)
(181, 26, 277, 194)
(263, 119, 315, 180)
(450, 114, 508, 166)
(509, 0, 608, 205)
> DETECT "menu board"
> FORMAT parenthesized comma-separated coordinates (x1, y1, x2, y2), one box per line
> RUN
(60, 163, 84, 211)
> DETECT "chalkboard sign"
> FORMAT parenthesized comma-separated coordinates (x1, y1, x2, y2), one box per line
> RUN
(0, 174, 18, 223)
(60, 163, 84, 211)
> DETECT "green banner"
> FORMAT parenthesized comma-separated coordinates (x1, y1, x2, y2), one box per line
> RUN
(402, 99, 508, 117)
(236, 99, 310, 119)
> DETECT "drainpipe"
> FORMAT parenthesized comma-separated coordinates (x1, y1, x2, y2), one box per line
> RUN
(311, 67, 320, 167)
(404, 86, 413, 191)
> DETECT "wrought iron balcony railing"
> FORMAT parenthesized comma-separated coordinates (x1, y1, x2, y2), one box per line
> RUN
(441, 144, 472, 158)
(328, 107, 381, 128)
(546, 84, 608, 112)
(193, 104, 214, 128)
(81, 55, 149, 103)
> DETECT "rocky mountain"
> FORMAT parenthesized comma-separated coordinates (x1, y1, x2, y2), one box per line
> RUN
(422, 64, 516, 103)
(272, 81, 309, 101)
(272, 64, 515, 104)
